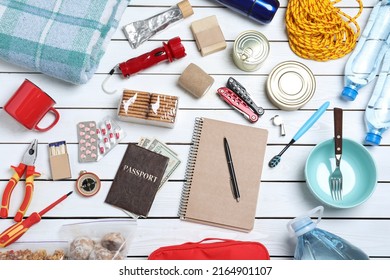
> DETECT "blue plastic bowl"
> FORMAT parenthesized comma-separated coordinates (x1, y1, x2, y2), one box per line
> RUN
(305, 138, 377, 208)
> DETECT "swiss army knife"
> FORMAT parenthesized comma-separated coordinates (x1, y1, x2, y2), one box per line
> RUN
(217, 77, 264, 123)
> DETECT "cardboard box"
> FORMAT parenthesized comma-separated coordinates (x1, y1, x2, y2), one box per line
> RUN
(49, 141, 72, 180)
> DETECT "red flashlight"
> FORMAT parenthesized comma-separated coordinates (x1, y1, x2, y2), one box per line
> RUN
(102, 37, 186, 94)
(119, 37, 186, 77)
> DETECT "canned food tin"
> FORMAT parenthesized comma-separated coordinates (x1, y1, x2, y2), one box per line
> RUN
(266, 61, 316, 111)
(233, 30, 270, 72)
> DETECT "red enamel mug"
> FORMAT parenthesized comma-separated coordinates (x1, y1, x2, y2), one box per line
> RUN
(4, 79, 60, 132)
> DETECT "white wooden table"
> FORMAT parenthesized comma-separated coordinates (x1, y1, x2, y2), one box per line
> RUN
(1, 0, 389, 260)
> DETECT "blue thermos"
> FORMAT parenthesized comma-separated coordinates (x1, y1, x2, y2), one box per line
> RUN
(215, 0, 280, 24)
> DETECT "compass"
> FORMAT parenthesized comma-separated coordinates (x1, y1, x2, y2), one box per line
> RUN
(76, 171, 101, 197)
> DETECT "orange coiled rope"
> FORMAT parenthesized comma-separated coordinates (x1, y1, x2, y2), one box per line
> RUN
(285, 0, 363, 61)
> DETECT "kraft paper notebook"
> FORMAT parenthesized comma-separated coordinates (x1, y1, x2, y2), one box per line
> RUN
(178, 117, 268, 232)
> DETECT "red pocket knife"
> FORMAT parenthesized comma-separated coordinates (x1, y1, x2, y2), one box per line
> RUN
(217, 87, 259, 123)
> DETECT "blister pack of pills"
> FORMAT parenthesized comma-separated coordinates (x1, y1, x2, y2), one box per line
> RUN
(78, 118, 125, 163)
(96, 117, 125, 159)
(77, 121, 99, 162)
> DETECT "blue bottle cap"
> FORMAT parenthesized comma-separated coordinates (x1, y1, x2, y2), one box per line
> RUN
(365, 132, 382, 145)
(341, 86, 358, 101)
(290, 217, 316, 237)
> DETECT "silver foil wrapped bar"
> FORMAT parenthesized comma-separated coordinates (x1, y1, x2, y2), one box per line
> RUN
(123, 0, 193, 49)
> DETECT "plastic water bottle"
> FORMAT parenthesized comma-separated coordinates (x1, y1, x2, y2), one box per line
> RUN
(287, 207, 369, 260)
(341, 0, 390, 101)
(365, 50, 390, 145)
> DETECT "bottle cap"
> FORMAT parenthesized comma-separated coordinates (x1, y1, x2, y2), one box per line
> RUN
(341, 86, 358, 101)
(266, 61, 316, 110)
(290, 217, 317, 237)
(287, 206, 324, 237)
(365, 132, 382, 145)
(177, 0, 194, 18)
(233, 30, 270, 72)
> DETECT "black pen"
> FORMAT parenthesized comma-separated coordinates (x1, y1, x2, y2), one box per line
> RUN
(223, 137, 240, 202)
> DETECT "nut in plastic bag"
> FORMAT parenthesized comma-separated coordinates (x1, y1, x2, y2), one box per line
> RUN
(0, 241, 68, 260)
(60, 219, 137, 260)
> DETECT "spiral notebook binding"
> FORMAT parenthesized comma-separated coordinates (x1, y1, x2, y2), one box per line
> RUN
(178, 117, 203, 218)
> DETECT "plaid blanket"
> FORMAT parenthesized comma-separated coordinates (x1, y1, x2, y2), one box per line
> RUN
(0, 0, 129, 84)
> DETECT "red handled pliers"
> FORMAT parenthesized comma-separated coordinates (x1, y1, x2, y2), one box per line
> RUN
(1, 139, 40, 222)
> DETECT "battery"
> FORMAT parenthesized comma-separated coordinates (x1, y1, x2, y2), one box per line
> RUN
(266, 61, 316, 111)
(232, 30, 270, 72)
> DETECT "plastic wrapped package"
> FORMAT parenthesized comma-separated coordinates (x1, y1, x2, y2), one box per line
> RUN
(117, 89, 179, 128)
(0, 241, 68, 260)
(123, 0, 193, 49)
(60, 220, 137, 260)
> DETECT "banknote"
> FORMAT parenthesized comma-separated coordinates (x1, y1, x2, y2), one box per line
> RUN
(139, 136, 152, 149)
(138, 137, 180, 188)
(138, 137, 146, 147)
(147, 138, 179, 156)
(149, 139, 181, 187)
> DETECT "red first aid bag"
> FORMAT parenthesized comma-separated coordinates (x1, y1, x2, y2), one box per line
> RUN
(148, 238, 270, 260)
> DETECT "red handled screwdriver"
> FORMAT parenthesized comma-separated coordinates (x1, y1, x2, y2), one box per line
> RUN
(0, 191, 73, 248)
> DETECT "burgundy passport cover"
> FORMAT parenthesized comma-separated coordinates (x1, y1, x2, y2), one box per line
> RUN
(105, 143, 169, 217)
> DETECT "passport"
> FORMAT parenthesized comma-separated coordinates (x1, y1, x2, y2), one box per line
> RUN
(105, 143, 169, 217)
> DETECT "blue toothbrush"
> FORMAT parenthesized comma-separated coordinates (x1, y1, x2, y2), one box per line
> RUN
(269, 101, 330, 168)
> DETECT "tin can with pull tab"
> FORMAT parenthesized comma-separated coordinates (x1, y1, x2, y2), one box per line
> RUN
(233, 30, 270, 72)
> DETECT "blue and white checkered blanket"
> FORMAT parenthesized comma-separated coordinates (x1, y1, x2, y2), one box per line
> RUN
(0, 0, 129, 84)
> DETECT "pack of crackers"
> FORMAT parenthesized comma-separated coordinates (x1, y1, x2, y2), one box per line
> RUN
(117, 89, 179, 128)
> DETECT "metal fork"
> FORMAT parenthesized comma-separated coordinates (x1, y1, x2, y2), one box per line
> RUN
(329, 108, 343, 200)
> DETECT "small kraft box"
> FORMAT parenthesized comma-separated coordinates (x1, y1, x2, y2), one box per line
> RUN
(117, 89, 179, 128)
(49, 141, 71, 180)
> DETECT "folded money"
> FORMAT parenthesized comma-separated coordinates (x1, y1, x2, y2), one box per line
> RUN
(138, 137, 181, 188)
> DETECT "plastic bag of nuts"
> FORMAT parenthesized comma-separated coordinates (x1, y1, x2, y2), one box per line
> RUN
(60, 219, 137, 260)
(0, 241, 67, 260)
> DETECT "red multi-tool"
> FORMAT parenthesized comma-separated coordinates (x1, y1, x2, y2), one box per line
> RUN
(217, 77, 264, 123)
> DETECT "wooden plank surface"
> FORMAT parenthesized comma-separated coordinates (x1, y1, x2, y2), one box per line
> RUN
(0, 0, 389, 260)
